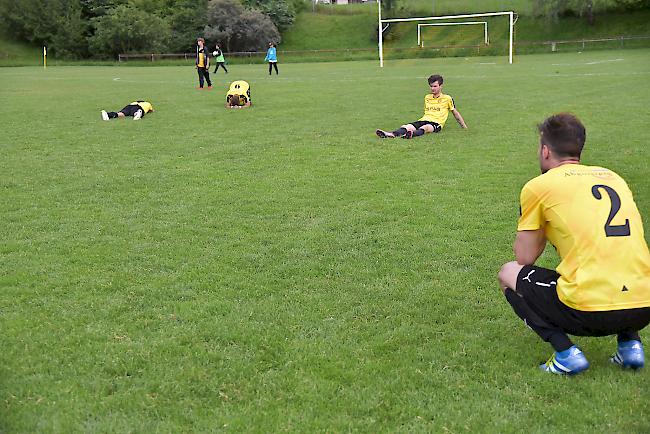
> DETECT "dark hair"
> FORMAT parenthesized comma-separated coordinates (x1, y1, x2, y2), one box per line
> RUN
(428, 74, 443, 86)
(229, 94, 240, 106)
(538, 113, 586, 159)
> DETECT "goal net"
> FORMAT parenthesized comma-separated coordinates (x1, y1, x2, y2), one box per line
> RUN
(418, 21, 489, 47)
(377, 9, 516, 66)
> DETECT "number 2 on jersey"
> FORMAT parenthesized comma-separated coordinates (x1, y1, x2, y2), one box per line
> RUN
(591, 184, 631, 237)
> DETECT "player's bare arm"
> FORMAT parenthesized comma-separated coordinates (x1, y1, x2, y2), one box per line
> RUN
(452, 108, 468, 129)
(513, 229, 546, 266)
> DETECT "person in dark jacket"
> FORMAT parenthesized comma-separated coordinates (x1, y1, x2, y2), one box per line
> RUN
(196, 37, 212, 89)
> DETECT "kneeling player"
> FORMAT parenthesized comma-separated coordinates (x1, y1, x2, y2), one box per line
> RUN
(375, 74, 467, 139)
(225, 80, 251, 109)
(101, 101, 154, 121)
(498, 113, 650, 375)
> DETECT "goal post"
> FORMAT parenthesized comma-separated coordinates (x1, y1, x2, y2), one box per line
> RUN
(377, 5, 515, 67)
(417, 21, 489, 47)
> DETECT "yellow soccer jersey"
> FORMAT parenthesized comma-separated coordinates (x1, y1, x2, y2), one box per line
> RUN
(198, 52, 205, 67)
(518, 164, 650, 311)
(226, 80, 251, 105)
(131, 101, 153, 113)
(419, 93, 455, 126)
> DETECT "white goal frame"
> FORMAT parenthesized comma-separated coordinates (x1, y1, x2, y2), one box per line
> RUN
(417, 21, 489, 47)
(377, 3, 515, 67)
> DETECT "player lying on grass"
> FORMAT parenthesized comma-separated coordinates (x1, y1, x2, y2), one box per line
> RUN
(101, 101, 154, 121)
(375, 74, 467, 139)
(225, 80, 251, 109)
(498, 113, 650, 375)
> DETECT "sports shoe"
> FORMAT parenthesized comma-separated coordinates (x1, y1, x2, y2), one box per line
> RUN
(133, 109, 143, 121)
(207, 86, 213, 90)
(375, 129, 392, 139)
(101, 110, 109, 121)
(611, 340, 644, 369)
(540, 346, 589, 375)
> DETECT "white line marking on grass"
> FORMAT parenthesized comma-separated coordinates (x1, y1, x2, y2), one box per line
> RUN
(585, 58, 624, 65)
(113, 77, 121, 81)
(552, 58, 624, 66)
(479, 62, 496, 65)
(543, 71, 650, 78)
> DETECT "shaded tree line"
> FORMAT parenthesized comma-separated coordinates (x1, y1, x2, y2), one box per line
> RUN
(0, 0, 306, 58)
(533, 0, 649, 24)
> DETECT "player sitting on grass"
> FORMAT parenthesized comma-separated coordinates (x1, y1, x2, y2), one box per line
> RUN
(225, 80, 251, 109)
(498, 113, 650, 375)
(375, 74, 467, 139)
(101, 101, 154, 121)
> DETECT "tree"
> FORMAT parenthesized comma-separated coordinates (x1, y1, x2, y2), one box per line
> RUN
(235, 8, 282, 51)
(167, 0, 209, 52)
(204, 0, 243, 52)
(532, 0, 649, 24)
(89, 4, 171, 57)
(204, 0, 280, 52)
(51, 2, 90, 58)
(242, 0, 295, 31)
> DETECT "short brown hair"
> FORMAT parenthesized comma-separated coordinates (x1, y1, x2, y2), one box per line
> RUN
(428, 74, 443, 86)
(538, 113, 586, 159)
(197, 37, 205, 43)
(229, 94, 240, 106)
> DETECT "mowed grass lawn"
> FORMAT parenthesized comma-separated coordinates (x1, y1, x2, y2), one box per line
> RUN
(1, 49, 650, 432)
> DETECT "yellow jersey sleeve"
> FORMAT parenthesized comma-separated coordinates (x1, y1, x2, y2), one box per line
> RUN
(518, 183, 544, 231)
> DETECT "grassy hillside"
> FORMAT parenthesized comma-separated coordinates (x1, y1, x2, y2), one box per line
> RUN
(281, 11, 378, 51)
(2, 2, 650, 65)
(283, 8, 650, 52)
(0, 36, 41, 66)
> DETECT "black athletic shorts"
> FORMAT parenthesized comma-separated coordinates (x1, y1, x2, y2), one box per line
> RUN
(408, 121, 442, 132)
(120, 104, 143, 117)
(515, 265, 650, 336)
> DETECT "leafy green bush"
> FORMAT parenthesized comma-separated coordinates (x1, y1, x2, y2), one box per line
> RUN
(89, 4, 171, 58)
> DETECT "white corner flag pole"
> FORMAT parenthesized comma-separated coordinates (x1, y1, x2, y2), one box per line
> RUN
(43, 46, 47, 69)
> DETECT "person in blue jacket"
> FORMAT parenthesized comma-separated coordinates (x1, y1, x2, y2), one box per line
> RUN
(264, 42, 278, 76)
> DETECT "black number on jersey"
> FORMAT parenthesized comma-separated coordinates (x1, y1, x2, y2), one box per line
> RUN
(591, 184, 631, 237)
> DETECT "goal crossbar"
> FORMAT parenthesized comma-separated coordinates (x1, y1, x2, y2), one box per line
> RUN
(377, 4, 515, 66)
(417, 22, 489, 47)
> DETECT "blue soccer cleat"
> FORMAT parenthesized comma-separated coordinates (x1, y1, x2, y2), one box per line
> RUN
(540, 346, 590, 375)
(611, 340, 645, 370)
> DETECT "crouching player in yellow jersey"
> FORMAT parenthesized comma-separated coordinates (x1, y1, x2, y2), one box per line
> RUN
(101, 101, 154, 121)
(498, 113, 650, 375)
(225, 80, 251, 109)
(375, 74, 467, 139)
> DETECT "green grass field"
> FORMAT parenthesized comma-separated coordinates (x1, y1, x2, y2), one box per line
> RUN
(2, 49, 650, 432)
